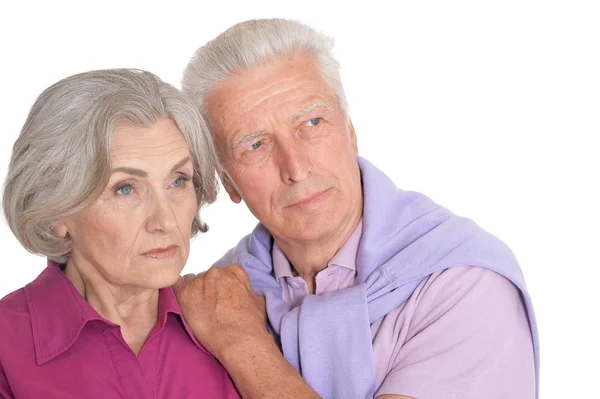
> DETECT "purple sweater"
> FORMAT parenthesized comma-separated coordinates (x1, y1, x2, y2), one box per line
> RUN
(215, 157, 539, 399)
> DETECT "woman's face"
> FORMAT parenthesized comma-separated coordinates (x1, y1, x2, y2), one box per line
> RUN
(58, 118, 198, 290)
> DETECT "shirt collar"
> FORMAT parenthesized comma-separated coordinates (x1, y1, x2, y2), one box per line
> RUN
(329, 219, 362, 271)
(272, 242, 294, 280)
(158, 285, 209, 355)
(25, 260, 203, 365)
(25, 260, 107, 365)
(272, 219, 363, 280)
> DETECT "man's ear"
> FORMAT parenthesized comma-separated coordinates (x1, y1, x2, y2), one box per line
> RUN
(348, 119, 358, 156)
(219, 172, 242, 204)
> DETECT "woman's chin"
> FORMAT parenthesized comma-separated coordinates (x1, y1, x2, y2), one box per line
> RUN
(137, 258, 186, 290)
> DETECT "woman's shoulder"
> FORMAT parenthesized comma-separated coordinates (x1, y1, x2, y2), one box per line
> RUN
(0, 286, 31, 336)
(0, 267, 48, 342)
(0, 286, 33, 359)
(0, 287, 28, 316)
(1, 262, 55, 319)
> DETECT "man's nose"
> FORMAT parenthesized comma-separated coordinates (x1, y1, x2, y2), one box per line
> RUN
(277, 140, 311, 184)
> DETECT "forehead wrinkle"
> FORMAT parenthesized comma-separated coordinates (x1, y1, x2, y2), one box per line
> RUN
(110, 141, 191, 174)
(227, 72, 311, 109)
(222, 85, 326, 131)
(111, 147, 190, 166)
(213, 62, 332, 147)
(221, 75, 325, 131)
(111, 135, 187, 155)
(217, 84, 298, 147)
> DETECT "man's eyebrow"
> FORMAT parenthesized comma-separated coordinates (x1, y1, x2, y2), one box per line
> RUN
(111, 156, 192, 177)
(291, 102, 331, 123)
(232, 130, 266, 149)
(229, 103, 330, 150)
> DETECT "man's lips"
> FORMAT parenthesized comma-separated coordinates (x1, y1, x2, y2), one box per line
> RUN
(141, 245, 178, 259)
(285, 188, 332, 210)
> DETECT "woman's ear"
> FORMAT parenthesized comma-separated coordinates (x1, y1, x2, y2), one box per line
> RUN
(53, 221, 69, 239)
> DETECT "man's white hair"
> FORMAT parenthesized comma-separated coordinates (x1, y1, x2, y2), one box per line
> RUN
(182, 18, 349, 121)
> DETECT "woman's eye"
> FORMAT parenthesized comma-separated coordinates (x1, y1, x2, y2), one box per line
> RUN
(116, 185, 133, 196)
(306, 117, 321, 126)
(171, 176, 191, 189)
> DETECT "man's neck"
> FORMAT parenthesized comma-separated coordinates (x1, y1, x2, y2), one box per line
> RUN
(275, 215, 361, 294)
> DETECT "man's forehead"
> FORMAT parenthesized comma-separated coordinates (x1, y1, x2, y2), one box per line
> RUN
(205, 55, 337, 143)
(210, 78, 329, 113)
(223, 97, 333, 134)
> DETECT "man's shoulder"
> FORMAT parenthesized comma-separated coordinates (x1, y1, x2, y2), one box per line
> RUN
(415, 265, 522, 315)
(373, 265, 535, 398)
(377, 264, 528, 339)
(422, 265, 519, 299)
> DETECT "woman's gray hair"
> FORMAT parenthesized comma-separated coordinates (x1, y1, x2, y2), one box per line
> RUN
(2, 69, 218, 263)
(181, 18, 349, 123)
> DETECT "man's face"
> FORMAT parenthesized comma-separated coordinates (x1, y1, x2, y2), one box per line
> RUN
(205, 53, 363, 244)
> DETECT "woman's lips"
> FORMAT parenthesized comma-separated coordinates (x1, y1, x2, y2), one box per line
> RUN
(141, 245, 178, 259)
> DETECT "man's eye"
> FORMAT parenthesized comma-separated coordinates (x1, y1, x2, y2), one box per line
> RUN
(306, 117, 321, 126)
(248, 141, 263, 151)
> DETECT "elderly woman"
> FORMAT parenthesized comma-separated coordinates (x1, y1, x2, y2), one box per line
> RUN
(0, 69, 240, 398)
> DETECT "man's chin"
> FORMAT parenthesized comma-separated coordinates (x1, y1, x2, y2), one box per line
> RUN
(279, 219, 340, 243)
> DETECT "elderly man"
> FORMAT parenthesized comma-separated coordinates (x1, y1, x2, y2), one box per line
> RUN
(175, 18, 539, 399)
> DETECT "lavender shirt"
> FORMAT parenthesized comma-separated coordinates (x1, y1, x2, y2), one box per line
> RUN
(0, 261, 240, 399)
(273, 220, 535, 398)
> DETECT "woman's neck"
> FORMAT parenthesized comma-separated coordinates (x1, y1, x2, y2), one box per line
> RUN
(64, 258, 159, 356)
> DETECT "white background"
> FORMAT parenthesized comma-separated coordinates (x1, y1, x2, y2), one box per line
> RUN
(0, 1, 598, 397)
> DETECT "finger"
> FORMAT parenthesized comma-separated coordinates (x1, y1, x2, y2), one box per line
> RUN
(204, 266, 220, 280)
(171, 276, 186, 296)
(183, 273, 196, 281)
(228, 263, 252, 289)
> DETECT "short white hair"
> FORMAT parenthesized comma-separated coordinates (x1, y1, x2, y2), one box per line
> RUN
(182, 18, 349, 124)
(2, 69, 218, 263)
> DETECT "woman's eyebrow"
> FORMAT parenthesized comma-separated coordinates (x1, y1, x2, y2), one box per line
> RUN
(169, 156, 192, 173)
(111, 166, 148, 177)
